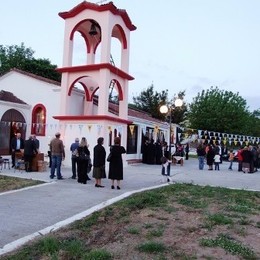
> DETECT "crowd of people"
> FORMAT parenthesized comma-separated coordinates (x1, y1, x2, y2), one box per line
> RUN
(49, 134, 126, 189)
(10, 133, 40, 172)
(196, 143, 260, 173)
(7, 132, 260, 192)
(142, 139, 189, 166)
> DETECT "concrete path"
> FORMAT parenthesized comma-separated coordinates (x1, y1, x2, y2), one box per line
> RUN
(0, 158, 259, 255)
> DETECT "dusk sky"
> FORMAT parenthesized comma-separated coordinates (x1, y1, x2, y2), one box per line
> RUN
(1, 0, 260, 111)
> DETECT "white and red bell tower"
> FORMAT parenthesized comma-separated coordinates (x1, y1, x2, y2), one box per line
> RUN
(54, 1, 136, 156)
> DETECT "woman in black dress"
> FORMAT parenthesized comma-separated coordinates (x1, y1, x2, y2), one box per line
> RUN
(108, 137, 126, 189)
(206, 144, 215, 171)
(77, 137, 90, 184)
(93, 137, 106, 188)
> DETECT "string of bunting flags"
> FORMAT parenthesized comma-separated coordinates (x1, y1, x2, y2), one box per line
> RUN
(177, 127, 260, 146)
(0, 121, 124, 135)
(4, 120, 259, 146)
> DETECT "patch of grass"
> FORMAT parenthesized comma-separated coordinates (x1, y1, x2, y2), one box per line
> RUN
(226, 204, 252, 214)
(103, 207, 115, 218)
(200, 233, 256, 259)
(207, 213, 233, 226)
(38, 236, 60, 254)
(127, 226, 141, 234)
(118, 208, 131, 218)
(61, 238, 85, 259)
(163, 205, 177, 213)
(0, 175, 44, 192)
(146, 225, 165, 238)
(116, 190, 167, 210)
(71, 211, 101, 230)
(143, 223, 154, 229)
(137, 241, 167, 253)
(238, 217, 252, 226)
(225, 192, 259, 213)
(2, 246, 37, 260)
(84, 249, 112, 259)
(178, 197, 208, 209)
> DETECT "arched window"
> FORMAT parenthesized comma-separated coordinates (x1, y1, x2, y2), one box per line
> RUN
(31, 104, 46, 136)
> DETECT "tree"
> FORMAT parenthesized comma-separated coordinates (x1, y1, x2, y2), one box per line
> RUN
(0, 43, 61, 82)
(245, 110, 260, 137)
(169, 90, 187, 124)
(132, 84, 187, 124)
(132, 84, 168, 120)
(188, 86, 254, 135)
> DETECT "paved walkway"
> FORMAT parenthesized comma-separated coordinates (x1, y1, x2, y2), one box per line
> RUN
(0, 158, 260, 255)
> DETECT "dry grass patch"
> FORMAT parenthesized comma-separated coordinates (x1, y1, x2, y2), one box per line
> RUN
(0, 175, 44, 192)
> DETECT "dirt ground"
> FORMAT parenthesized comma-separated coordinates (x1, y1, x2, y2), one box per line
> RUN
(55, 203, 260, 259)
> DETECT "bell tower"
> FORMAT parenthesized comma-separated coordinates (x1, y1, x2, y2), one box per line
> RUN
(55, 1, 136, 150)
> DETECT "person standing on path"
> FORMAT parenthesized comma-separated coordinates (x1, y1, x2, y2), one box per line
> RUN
(23, 135, 38, 172)
(214, 152, 221, 171)
(228, 149, 234, 170)
(196, 143, 206, 170)
(160, 155, 173, 183)
(237, 147, 243, 172)
(241, 146, 253, 173)
(93, 137, 106, 188)
(49, 132, 65, 180)
(108, 137, 126, 190)
(206, 144, 215, 170)
(11, 132, 25, 168)
(77, 137, 90, 184)
(185, 143, 190, 160)
(32, 134, 40, 152)
(70, 137, 79, 179)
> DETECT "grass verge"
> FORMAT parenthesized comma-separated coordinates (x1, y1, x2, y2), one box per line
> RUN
(1, 183, 260, 259)
(0, 175, 44, 192)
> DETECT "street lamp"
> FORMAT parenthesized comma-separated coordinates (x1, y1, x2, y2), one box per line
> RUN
(160, 98, 183, 159)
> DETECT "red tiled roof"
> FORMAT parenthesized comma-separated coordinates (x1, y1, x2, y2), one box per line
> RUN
(0, 90, 27, 105)
(59, 1, 136, 31)
(128, 108, 164, 123)
(93, 95, 163, 124)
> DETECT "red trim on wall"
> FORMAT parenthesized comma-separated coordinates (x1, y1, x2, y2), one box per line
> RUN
(56, 63, 134, 80)
(70, 20, 100, 54)
(115, 24, 127, 49)
(112, 79, 123, 101)
(53, 115, 132, 125)
(68, 77, 91, 101)
(31, 104, 46, 136)
(59, 2, 136, 31)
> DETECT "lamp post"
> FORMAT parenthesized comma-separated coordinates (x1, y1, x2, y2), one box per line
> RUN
(160, 98, 183, 159)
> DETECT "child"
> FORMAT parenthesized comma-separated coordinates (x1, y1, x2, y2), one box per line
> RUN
(228, 149, 234, 170)
(214, 152, 221, 170)
(161, 156, 173, 183)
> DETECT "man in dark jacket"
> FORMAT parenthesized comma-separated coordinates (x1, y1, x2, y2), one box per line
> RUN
(70, 137, 79, 179)
(11, 133, 25, 168)
(24, 136, 38, 172)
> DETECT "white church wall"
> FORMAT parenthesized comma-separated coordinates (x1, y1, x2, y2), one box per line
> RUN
(66, 89, 85, 115)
